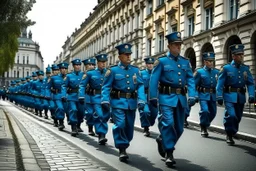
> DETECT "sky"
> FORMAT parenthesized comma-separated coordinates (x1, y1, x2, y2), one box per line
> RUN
(27, 0, 98, 68)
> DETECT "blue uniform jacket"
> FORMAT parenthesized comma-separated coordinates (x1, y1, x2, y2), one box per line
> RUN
(149, 52, 196, 107)
(79, 68, 106, 104)
(48, 74, 66, 100)
(194, 66, 219, 101)
(101, 63, 146, 110)
(216, 60, 255, 103)
(64, 71, 84, 101)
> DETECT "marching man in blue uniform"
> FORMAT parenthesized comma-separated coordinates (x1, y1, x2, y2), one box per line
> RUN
(101, 43, 146, 162)
(216, 44, 255, 145)
(149, 32, 196, 167)
(139, 57, 158, 137)
(64, 59, 84, 136)
(79, 54, 109, 145)
(81, 58, 96, 136)
(194, 52, 219, 137)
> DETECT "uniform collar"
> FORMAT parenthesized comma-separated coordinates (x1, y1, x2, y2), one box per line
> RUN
(167, 51, 180, 61)
(118, 62, 130, 70)
(146, 68, 152, 74)
(203, 66, 212, 71)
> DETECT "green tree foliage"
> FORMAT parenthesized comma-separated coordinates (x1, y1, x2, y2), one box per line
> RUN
(0, 0, 36, 75)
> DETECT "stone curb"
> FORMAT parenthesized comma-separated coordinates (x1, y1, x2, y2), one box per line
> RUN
(3, 109, 42, 171)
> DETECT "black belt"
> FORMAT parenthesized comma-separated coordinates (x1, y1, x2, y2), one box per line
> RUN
(198, 87, 216, 93)
(51, 88, 61, 94)
(145, 88, 148, 94)
(110, 90, 137, 99)
(67, 88, 79, 94)
(224, 86, 246, 93)
(158, 85, 186, 95)
(87, 89, 101, 95)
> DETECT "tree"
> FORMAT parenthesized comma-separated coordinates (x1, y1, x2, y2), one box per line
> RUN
(0, 0, 36, 75)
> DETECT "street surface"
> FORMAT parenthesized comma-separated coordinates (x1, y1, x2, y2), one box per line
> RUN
(2, 100, 256, 171)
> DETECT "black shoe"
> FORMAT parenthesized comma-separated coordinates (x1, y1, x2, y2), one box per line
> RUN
(58, 120, 65, 131)
(44, 115, 48, 119)
(88, 125, 95, 136)
(53, 119, 58, 127)
(98, 134, 108, 145)
(39, 111, 43, 117)
(71, 125, 78, 137)
(201, 126, 209, 137)
(119, 148, 129, 162)
(165, 150, 176, 167)
(156, 135, 165, 158)
(109, 118, 114, 123)
(184, 117, 189, 128)
(143, 127, 150, 137)
(77, 123, 83, 132)
(226, 134, 235, 145)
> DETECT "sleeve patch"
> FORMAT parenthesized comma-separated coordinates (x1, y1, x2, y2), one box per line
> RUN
(82, 73, 87, 80)
(105, 69, 111, 77)
(153, 60, 159, 67)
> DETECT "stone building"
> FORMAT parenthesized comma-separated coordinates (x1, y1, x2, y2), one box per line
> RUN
(0, 28, 44, 87)
(56, 0, 256, 78)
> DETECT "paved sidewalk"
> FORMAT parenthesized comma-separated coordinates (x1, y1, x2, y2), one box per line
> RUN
(0, 108, 19, 170)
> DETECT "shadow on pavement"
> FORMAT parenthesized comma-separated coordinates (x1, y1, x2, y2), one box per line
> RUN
(173, 159, 210, 171)
(235, 144, 256, 158)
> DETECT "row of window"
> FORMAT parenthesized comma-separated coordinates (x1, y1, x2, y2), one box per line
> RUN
(5, 70, 30, 78)
(16, 55, 29, 64)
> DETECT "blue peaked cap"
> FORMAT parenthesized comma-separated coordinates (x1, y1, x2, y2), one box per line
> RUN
(51, 64, 59, 70)
(95, 54, 108, 62)
(115, 43, 132, 54)
(32, 72, 37, 77)
(229, 44, 244, 54)
(82, 58, 96, 65)
(15, 79, 21, 83)
(37, 70, 44, 76)
(46, 64, 51, 73)
(71, 59, 82, 65)
(10, 81, 16, 85)
(58, 62, 69, 69)
(202, 52, 215, 61)
(144, 57, 155, 64)
(21, 78, 26, 81)
(165, 32, 183, 43)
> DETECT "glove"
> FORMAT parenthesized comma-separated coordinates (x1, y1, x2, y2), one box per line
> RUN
(188, 98, 196, 107)
(195, 97, 199, 103)
(138, 103, 145, 111)
(61, 97, 67, 102)
(101, 103, 110, 113)
(78, 98, 85, 104)
(217, 99, 223, 105)
(149, 99, 158, 108)
(248, 97, 254, 104)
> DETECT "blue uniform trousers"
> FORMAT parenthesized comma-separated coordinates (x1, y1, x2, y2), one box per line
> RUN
(68, 101, 84, 125)
(224, 101, 244, 135)
(140, 104, 158, 127)
(54, 100, 65, 120)
(112, 108, 136, 149)
(93, 104, 110, 135)
(85, 103, 94, 126)
(199, 99, 216, 127)
(185, 105, 191, 117)
(158, 102, 185, 151)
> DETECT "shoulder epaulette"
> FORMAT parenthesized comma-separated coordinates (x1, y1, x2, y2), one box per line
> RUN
(180, 56, 189, 60)
(109, 65, 117, 68)
(242, 64, 250, 68)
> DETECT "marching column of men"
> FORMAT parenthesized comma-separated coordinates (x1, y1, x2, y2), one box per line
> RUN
(3, 31, 255, 168)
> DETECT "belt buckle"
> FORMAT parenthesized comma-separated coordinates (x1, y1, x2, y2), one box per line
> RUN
(237, 88, 240, 93)
(126, 93, 131, 98)
(210, 88, 213, 93)
(176, 88, 181, 94)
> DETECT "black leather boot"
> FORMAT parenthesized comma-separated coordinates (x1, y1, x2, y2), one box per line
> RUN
(98, 134, 108, 145)
(143, 127, 150, 137)
(77, 123, 83, 132)
(58, 120, 65, 130)
(71, 125, 78, 137)
(88, 125, 95, 136)
(201, 125, 209, 137)
(119, 148, 129, 162)
(53, 119, 58, 127)
(226, 133, 235, 145)
(165, 150, 176, 167)
(156, 135, 165, 158)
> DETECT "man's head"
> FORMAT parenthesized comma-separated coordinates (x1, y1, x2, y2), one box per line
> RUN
(230, 44, 244, 64)
(166, 32, 183, 56)
(115, 43, 132, 66)
(58, 62, 69, 75)
(95, 54, 108, 70)
(45, 65, 51, 77)
(82, 58, 96, 70)
(37, 70, 44, 80)
(71, 59, 81, 72)
(144, 57, 155, 70)
(203, 52, 215, 68)
(51, 64, 60, 75)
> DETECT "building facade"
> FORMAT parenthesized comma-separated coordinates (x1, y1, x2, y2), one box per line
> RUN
(55, 0, 256, 79)
(0, 28, 44, 87)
